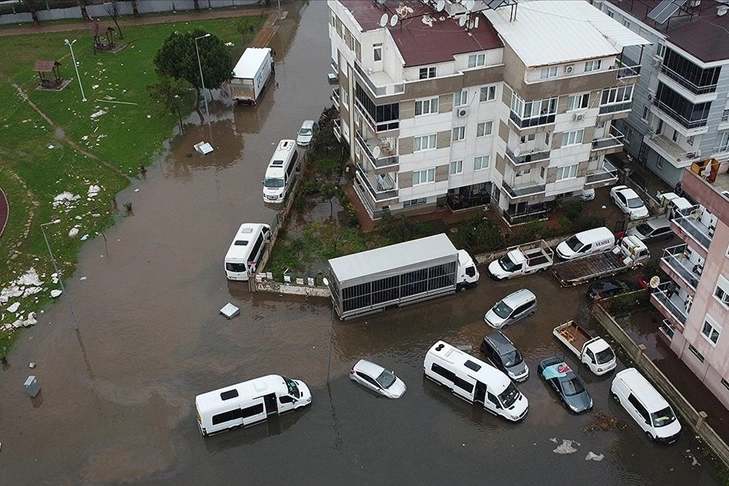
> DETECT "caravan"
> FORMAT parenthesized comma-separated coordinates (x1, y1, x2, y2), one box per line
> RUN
(195, 374, 312, 436)
(224, 223, 271, 281)
(423, 340, 529, 422)
(262, 140, 299, 203)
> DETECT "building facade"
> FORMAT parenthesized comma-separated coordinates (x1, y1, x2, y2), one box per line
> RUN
(596, 0, 729, 188)
(328, 0, 648, 223)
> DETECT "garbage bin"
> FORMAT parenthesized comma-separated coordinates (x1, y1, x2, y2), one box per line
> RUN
(24, 376, 40, 398)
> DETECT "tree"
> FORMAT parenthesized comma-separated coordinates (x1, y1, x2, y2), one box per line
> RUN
(153, 30, 232, 105)
(147, 76, 191, 133)
(129, 0, 139, 17)
(105, 1, 124, 39)
(21, 0, 40, 26)
(320, 181, 338, 219)
(77, 0, 91, 21)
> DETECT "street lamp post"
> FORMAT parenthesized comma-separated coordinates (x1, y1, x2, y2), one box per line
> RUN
(64, 39, 86, 102)
(40, 220, 79, 330)
(194, 33, 211, 124)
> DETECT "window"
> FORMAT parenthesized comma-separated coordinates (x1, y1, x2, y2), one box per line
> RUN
(540, 66, 558, 79)
(476, 121, 493, 137)
(719, 132, 729, 152)
(688, 344, 705, 363)
(419, 66, 436, 79)
(341, 88, 348, 107)
(454, 90, 468, 107)
(561, 129, 584, 146)
(601, 85, 634, 106)
(622, 19, 631, 28)
(415, 98, 439, 116)
(567, 94, 589, 111)
(403, 197, 427, 207)
(450, 160, 463, 175)
(556, 164, 578, 180)
(656, 43, 666, 57)
(714, 276, 729, 306)
(468, 53, 485, 68)
(480, 85, 496, 102)
(474, 155, 490, 170)
(545, 132, 550, 145)
(642, 106, 650, 121)
(585, 60, 602, 72)
(373, 43, 382, 62)
(656, 158, 664, 170)
(510, 94, 558, 127)
(702, 315, 721, 345)
(452, 126, 466, 142)
(414, 134, 436, 151)
(329, 11, 336, 28)
(413, 168, 435, 185)
(722, 378, 729, 391)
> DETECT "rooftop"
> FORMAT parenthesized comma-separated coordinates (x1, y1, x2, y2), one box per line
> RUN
(606, 0, 729, 63)
(483, 0, 650, 67)
(338, 0, 503, 66)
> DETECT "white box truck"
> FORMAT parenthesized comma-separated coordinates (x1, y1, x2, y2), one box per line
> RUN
(326, 234, 480, 320)
(552, 321, 617, 376)
(230, 47, 274, 105)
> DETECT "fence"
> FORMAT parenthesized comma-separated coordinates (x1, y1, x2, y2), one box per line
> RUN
(592, 303, 729, 468)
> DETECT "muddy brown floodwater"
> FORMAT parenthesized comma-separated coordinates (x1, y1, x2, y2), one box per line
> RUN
(0, 2, 723, 485)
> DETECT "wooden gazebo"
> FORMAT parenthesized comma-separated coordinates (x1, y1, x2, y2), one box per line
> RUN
(34, 60, 63, 89)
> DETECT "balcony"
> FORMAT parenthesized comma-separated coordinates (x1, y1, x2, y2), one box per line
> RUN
(670, 210, 712, 254)
(585, 160, 619, 185)
(660, 65, 717, 96)
(642, 134, 703, 169)
(354, 99, 399, 133)
(651, 98, 708, 131)
(616, 58, 641, 80)
(355, 167, 398, 202)
(505, 147, 550, 167)
(598, 101, 632, 116)
(333, 119, 341, 142)
(503, 204, 549, 226)
(353, 61, 404, 97)
(502, 180, 546, 200)
(659, 244, 702, 295)
(650, 281, 689, 329)
(354, 131, 398, 169)
(590, 125, 625, 154)
(508, 111, 556, 129)
(331, 88, 340, 107)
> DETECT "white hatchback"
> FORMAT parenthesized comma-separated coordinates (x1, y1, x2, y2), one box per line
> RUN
(349, 359, 407, 399)
(609, 185, 649, 220)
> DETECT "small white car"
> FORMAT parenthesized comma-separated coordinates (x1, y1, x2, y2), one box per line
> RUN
(609, 185, 649, 220)
(349, 359, 406, 399)
(296, 119, 318, 147)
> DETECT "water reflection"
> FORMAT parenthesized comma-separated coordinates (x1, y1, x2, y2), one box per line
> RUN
(165, 120, 244, 181)
(203, 408, 309, 454)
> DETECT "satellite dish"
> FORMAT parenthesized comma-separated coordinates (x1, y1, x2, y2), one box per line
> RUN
(649, 276, 661, 289)
(372, 145, 381, 158)
(459, 15, 467, 27)
(465, 0, 475, 10)
(436, 0, 445, 12)
(390, 14, 398, 26)
(379, 13, 388, 27)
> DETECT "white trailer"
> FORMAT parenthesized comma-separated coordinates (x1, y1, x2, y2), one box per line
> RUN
(552, 321, 617, 376)
(487, 240, 554, 280)
(230, 47, 274, 105)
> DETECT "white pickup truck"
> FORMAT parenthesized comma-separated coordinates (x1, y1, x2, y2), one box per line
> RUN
(487, 240, 554, 280)
(552, 321, 617, 376)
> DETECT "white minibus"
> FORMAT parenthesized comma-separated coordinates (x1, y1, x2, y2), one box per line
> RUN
(224, 223, 271, 281)
(262, 139, 299, 203)
(195, 374, 312, 436)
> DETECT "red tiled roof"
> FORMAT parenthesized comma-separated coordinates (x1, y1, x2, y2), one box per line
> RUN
(339, 0, 503, 66)
(607, 0, 729, 63)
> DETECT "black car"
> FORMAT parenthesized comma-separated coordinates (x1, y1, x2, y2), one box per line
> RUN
(538, 357, 593, 415)
(586, 279, 639, 301)
(480, 332, 529, 382)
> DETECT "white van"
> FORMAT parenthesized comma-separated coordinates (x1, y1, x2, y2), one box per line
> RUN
(195, 374, 312, 436)
(611, 368, 681, 444)
(556, 227, 615, 260)
(224, 223, 271, 281)
(262, 139, 299, 203)
(423, 340, 529, 422)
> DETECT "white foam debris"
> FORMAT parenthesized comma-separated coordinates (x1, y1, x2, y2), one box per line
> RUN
(87, 185, 101, 197)
(22, 287, 42, 298)
(7, 302, 20, 313)
(50, 289, 62, 298)
(69, 227, 80, 238)
(17, 269, 42, 287)
(553, 439, 578, 455)
(585, 452, 604, 461)
(90, 109, 107, 119)
(53, 192, 80, 208)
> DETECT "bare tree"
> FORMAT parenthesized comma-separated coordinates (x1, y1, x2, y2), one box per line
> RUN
(22, 0, 40, 26)
(193, 0, 200, 10)
(129, 0, 139, 17)
(105, 1, 124, 39)
(77, 0, 91, 21)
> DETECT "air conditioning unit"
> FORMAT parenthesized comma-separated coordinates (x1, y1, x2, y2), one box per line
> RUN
(457, 108, 468, 117)
(651, 56, 663, 67)
(573, 112, 586, 121)
(565, 65, 575, 74)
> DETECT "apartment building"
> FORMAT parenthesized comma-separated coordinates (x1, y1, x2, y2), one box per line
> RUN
(328, 0, 649, 223)
(652, 168, 729, 409)
(596, 0, 729, 188)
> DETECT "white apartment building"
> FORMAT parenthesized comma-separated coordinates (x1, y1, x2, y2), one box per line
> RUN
(328, 0, 649, 223)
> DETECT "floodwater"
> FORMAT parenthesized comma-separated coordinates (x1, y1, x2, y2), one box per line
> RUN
(0, 2, 722, 485)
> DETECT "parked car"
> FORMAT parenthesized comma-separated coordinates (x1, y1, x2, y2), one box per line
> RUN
(349, 359, 406, 399)
(586, 278, 640, 301)
(296, 119, 319, 147)
(610, 185, 649, 220)
(626, 218, 674, 243)
(484, 289, 537, 329)
(538, 357, 593, 414)
(481, 332, 529, 382)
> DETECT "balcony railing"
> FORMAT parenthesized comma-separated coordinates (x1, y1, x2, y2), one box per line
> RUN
(508, 111, 556, 129)
(616, 59, 641, 79)
(333, 119, 341, 142)
(672, 212, 712, 250)
(660, 65, 717, 95)
(354, 131, 398, 169)
(585, 160, 619, 185)
(355, 168, 398, 202)
(503, 205, 549, 225)
(591, 125, 624, 152)
(505, 147, 550, 166)
(652, 99, 708, 130)
(643, 134, 703, 165)
(502, 180, 546, 199)
(354, 99, 399, 133)
(660, 244, 701, 291)
(353, 61, 404, 97)
(331, 88, 340, 106)
(599, 101, 632, 115)
(651, 282, 688, 326)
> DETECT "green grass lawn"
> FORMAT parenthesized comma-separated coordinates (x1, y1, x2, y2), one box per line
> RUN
(0, 15, 266, 354)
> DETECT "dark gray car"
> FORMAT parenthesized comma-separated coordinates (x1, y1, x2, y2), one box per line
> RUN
(481, 332, 529, 382)
(538, 356, 593, 414)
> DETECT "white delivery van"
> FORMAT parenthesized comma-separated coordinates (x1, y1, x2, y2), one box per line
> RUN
(195, 374, 312, 436)
(611, 368, 681, 444)
(556, 227, 615, 260)
(424, 340, 529, 422)
(262, 139, 299, 203)
(224, 223, 271, 281)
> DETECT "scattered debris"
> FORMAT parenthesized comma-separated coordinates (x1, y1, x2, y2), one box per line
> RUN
(7, 302, 20, 313)
(29, 362, 36, 369)
(69, 227, 80, 238)
(194, 141, 214, 155)
(50, 289, 62, 298)
(682, 449, 701, 467)
(584, 411, 619, 432)
(87, 185, 101, 198)
(553, 439, 578, 454)
(585, 452, 604, 461)
(220, 303, 240, 319)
